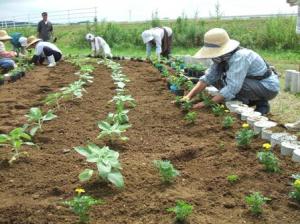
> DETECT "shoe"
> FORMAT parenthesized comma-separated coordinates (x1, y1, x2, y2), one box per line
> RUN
(254, 100, 270, 115)
(47, 55, 56, 67)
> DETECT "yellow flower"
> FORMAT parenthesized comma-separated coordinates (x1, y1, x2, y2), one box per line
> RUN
(262, 143, 271, 151)
(294, 179, 300, 189)
(221, 105, 225, 108)
(242, 123, 249, 128)
(225, 110, 229, 113)
(75, 188, 85, 194)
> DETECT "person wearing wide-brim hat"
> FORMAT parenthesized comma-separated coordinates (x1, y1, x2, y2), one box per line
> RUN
(183, 28, 280, 115)
(85, 33, 112, 58)
(0, 30, 17, 72)
(26, 35, 62, 67)
(141, 26, 173, 60)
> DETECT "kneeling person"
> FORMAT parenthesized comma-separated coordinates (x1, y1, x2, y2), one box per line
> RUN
(184, 28, 279, 115)
(10, 32, 27, 55)
(26, 36, 62, 67)
(85, 33, 112, 58)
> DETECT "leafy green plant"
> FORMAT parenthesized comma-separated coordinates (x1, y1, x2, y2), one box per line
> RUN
(184, 80, 195, 91)
(245, 192, 270, 215)
(110, 94, 136, 109)
(74, 144, 124, 188)
(61, 80, 87, 99)
(167, 200, 193, 222)
(43, 92, 65, 108)
(174, 96, 183, 107)
(236, 123, 255, 147)
(0, 127, 35, 164)
(227, 174, 239, 184)
(97, 121, 131, 141)
(106, 109, 129, 125)
(223, 115, 235, 128)
(63, 188, 103, 223)
(289, 178, 300, 202)
(77, 73, 94, 83)
(184, 112, 197, 124)
(80, 65, 94, 73)
(257, 144, 280, 172)
(153, 160, 180, 183)
(25, 107, 57, 136)
(211, 104, 225, 116)
(181, 100, 193, 112)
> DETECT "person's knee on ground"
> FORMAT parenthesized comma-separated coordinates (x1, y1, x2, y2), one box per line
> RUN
(42, 46, 60, 67)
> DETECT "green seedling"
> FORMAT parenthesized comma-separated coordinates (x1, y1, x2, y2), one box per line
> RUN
(43, 92, 65, 108)
(78, 73, 94, 83)
(80, 65, 94, 73)
(63, 188, 103, 223)
(227, 174, 239, 184)
(184, 112, 197, 124)
(61, 80, 87, 99)
(110, 94, 136, 109)
(74, 143, 124, 188)
(212, 104, 225, 116)
(97, 121, 131, 141)
(223, 115, 235, 128)
(257, 150, 280, 172)
(184, 80, 195, 91)
(236, 124, 255, 147)
(174, 96, 183, 107)
(167, 200, 193, 222)
(289, 178, 300, 202)
(106, 109, 129, 125)
(181, 100, 193, 112)
(153, 160, 180, 183)
(0, 127, 35, 164)
(161, 68, 169, 77)
(25, 107, 57, 136)
(245, 192, 270, 215)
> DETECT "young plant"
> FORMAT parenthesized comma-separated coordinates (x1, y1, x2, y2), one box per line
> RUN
(110, 94, 136, 109)
(80, 65, 94, 73)
(257, 143, 280, 172)
(211, 104, 225, 116)
(236, 123, 255, 147)
(184, 112, 197, 124)
(174, 96, 183, 107)
(43, 92, 65, 108)
(25, 107, 57, 136)
(97, 121, 131, 141)
(153, 160, 180, 183)
(74, 144, 124, 188)
(78, 73, 94, 83)
(167, 200, 193, 222)
(289, 178, 300, 202)
(227, 174, 239, 184)
(106, 109, 129, 125)
(0, 127, 35, 164)
(61, 80, 87, 99)
(181, 100, 193, 112)
(223, 115, 235, 128)
(184, 80, 195, 91)
(63, 188, 102, 223)
(245, 192, 270, 215)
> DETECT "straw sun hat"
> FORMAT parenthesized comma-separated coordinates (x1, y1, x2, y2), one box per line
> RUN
(0, 30, 12, 41)
(194, 28, 240, 59)
(26, 36, 42, 48)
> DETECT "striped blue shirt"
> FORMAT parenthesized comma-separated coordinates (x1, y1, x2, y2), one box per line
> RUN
(200, 48, 280, 101)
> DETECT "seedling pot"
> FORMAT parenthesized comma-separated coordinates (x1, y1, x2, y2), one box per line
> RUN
(225, 100, 242, 111)
(235, 106, 254, 115)
(253, 120, 276, 134)
(3, 74, 10, 81)
(281, 141, 300, 156)
(261, 128, 273, 141)
(270, 133, 297, 148)
(241, 111, 261, 121)
(292, 149, 300, 163)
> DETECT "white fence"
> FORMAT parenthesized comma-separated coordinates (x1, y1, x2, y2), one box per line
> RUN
(0, 7, 98, 29)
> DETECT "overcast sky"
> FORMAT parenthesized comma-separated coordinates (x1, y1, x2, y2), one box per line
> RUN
(0, 0, 298, 22)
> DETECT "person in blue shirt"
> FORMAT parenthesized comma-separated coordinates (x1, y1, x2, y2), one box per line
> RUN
(10, 32, 27, 55)
(183, 28, 279, 115)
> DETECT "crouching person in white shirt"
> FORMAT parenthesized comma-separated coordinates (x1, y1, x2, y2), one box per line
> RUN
(85, 33, 112, 58)
(26, 36, 62, 67)
(141, 26, 173, 60)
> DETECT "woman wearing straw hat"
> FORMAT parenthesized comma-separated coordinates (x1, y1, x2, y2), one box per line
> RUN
(183, 28, 279, 115)
(141, 26, 173, 60)
(26, 36, 62, 67)
(0, 30, 17, 72)
(85, 33, 112, 58)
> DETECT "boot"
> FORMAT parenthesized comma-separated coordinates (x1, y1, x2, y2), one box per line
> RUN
(254, 100, 270, 115)
(47, 55, 56, 67)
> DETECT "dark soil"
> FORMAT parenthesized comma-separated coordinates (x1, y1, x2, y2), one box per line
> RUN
(0, 61, 299, 224)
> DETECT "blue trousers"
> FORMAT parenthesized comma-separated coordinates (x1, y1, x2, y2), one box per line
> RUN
(0, 58, 15, 70)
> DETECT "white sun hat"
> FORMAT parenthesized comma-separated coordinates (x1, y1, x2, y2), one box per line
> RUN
(194, 28, 240, 59)
(141, 30, 154, 44)
(86, 33, 95, 41)
(19, 37, 27, 47)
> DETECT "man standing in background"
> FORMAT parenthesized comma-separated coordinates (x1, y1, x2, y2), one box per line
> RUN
(37, 12, 53, 42)
(287, 0, 300, 34)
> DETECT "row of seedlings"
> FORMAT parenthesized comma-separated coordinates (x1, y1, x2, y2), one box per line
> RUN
(0, 58, 95, 165)
(67, 58, 135, 223)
